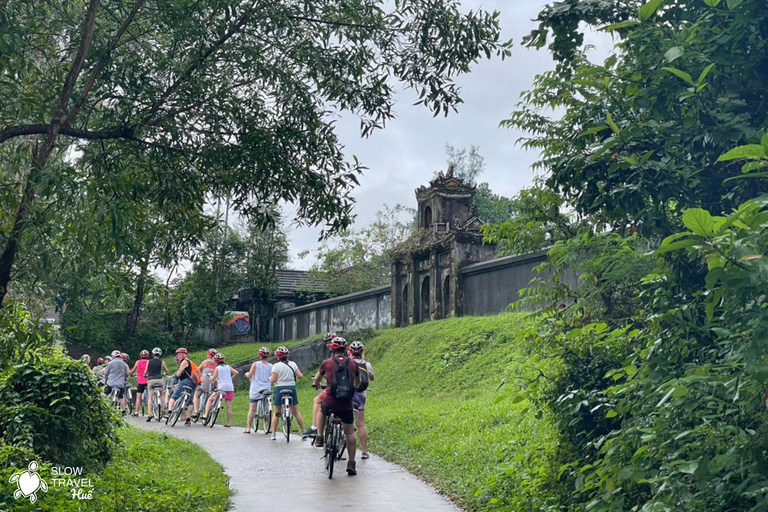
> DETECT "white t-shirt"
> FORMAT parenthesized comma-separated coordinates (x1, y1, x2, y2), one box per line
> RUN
(272, 361, 299, 387)
(216, 364, 234, 392)
(249, 361, 273, 399)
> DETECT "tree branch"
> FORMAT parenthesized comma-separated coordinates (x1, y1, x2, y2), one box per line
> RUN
(0, 124, 135, 144)
(63, 0, 146, 126)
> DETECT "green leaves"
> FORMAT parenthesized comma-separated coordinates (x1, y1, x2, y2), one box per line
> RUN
(718, 144, 767, 162)
(638, 0, 665, 21)
(682, 208, 717, 236)
(662, 66, 695, 86)
(663, 46, 684, 63)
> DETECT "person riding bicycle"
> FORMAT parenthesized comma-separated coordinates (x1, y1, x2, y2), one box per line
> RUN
(312, 337, 361, 475)
(349, 341, 374, 459)
(244, 347, 273, 434)
(167, 347, 196, 426)
(102, 349, 130, 415)
(269, 346, 308, 440)
(202, 352, 238, 427)
(193, 348, 218, 420)
(130, 350, 151, 417)
(144, 347, 169, 422)
(92, 357, 105, 381)
(302, 332, 337, 439)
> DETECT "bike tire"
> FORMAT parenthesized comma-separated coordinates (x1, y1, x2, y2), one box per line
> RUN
(169, 404, 181, 427)
(264, 408, 272, 434)
(153, 400, 161, 422)
(286, 415, 291, 443)
(209, 403, 219, 428)
(192, 393, 206, 423)
(338, 430, 347, 461)
(329, 446, 337, 479)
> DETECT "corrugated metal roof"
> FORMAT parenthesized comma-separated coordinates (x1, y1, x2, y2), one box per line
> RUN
(275, 269, 329, 293)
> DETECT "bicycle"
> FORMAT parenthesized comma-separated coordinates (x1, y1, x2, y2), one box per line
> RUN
(277, 389, 293, 442)
(193, 389, 211, 423)
(252, 389, 272, 434)
(323, 411, 347, 480)
(124, 387, 134, 414)
(150, 384, 164, 422)
(108, 388, 121, 410)
(206, 391, 223, 428)
(166, 385, 193, 427)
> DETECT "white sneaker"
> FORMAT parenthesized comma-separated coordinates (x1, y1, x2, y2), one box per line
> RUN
(269, 434, 277, 440)
(361, 452, 369, 459)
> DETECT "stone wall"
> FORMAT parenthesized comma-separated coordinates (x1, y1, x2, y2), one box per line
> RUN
(275, 286, 391, 342)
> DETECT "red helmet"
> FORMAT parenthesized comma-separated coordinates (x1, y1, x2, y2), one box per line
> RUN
(330, 337, 347, 351)
(349, 341, 364, 356)
(323, 332, 337, 342)
(214, 352, 225, 363)
(140, 349, 149, 359)
(96, 357, 104, 365)
(175, 347, 188, 357)
(275, 346, 290, 359)
(258, 347, 270, 358)
(207, 348, 217, 358)
(120, 353, 129, 362)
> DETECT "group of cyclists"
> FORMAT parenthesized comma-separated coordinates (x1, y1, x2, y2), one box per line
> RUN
(81, 331, 374, 476)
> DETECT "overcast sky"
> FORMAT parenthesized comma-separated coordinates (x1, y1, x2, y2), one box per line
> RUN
(284, 0, 614, 269)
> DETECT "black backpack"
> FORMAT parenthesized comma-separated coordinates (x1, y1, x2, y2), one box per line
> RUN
(330, 356, 355, 400)
(355, 360, 370, 393)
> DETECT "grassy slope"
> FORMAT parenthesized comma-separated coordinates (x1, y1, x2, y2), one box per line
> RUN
(217, 314, 561, 510)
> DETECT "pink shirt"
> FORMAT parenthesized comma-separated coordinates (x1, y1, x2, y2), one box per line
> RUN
(136, 360, 149, 384)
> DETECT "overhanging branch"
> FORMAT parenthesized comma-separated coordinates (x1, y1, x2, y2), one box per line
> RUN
(0, 124, 135, 144)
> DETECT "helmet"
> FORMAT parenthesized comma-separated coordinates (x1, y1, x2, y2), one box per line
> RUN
(96, 357, 104, 365)
(120, 353, 129, 362)
(104, 355, 113, 362)
(140, 350, 149, 359)
(152, 347, 162, 356)
(322, 332, 337, 342)
(213, 352, 225, 363)
(80, 354, 90, 363)
(350, 341, 364, 356)
(258, 347, 270, 358)
(330, 337, 347, 351)
(175, 347, 188, 359)
(207, 348, 217, 358)
(111, 350, 121, 358)
(275, 346, 290, 360)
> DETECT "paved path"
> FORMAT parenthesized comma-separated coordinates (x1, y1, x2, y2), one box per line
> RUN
(130, 416, 459, 512)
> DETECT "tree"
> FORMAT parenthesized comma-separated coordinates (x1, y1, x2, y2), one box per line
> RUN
(443, 144, 516, 224)
(0, 0, 511, 302)
(301, 204, 415, 296)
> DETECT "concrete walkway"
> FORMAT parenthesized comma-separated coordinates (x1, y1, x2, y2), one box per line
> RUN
(130, 416, 459, 512)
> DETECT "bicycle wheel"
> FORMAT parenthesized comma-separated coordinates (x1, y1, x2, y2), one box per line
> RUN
(167, 403, 180, 426)
(254, 405, 261, 433)
(192, 392, 205, 423)
(209, 398, 220, 428)
(338, 429, 347, 461)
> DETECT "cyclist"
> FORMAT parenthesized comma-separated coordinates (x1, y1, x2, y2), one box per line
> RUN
(193, 348, 217, 420)
(102, 350, 130, 416)
(92, 357, 105, 380)
(312, 337, 361, 476)
(80, 354, 91, 367)
(269, 346, 308, 440)
(244, 347, 273, 434)
(349, 341, 374, 459)
(144, 347, 169, 422)
(97, 356, 111, 385)
(167, 347, 196, 426)
(302, 332, 337, 439)
(203, 352, 238, 427)
(130, 350, 151, 417)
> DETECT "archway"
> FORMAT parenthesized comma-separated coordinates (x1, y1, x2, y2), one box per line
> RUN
(423, 206, 433, 230)
(401, 283, 409, 326)
(442, 275, 451, 318)
(420, 276, 430, 323)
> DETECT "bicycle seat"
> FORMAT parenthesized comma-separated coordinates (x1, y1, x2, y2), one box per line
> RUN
(151, 384, 163, 389)
(259, 389, 271, 395)
(181, 385, 194, 393)
(280, 389, 293, 396)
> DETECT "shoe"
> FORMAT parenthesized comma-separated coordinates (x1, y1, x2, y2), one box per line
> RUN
(301, 427, 318, 438)
(131, 412, 138, 417)
(243, 430, 251, 434)
(361, 452, 369, 459)
(314, 437, 324, 448)
(191, 412, 200, 420)
(346, 461, 357, 476)
(224, 424, 231, 428)
(185, 418, 191, 426)
(269, 434, 277, 440)
(121, 410, 127, 417)
(145, 416, 152, 422)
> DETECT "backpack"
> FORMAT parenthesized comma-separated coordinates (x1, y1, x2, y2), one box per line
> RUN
(188, 360, 202, 386)
(355, 360, 370, 393)
(330, 356, 355, 400)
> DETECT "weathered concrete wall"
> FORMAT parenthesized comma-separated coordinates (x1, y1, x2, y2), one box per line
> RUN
(460, 250, 578, 315)
(194, 326, 255, 346)
(276, 286, 391, 342)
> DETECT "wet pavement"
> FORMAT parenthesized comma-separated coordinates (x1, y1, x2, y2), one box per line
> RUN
(130, 416, 459, 511)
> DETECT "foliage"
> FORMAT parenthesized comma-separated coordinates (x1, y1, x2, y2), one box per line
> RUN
(0, 0, 511, 303)
(300, 204, 415, 296)
(506, 0, 768, 238)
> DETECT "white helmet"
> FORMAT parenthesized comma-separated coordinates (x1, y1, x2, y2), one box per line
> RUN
(152, 347, 162, 356)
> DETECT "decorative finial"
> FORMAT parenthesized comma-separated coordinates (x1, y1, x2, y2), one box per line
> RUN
(447, 164, 455, 177)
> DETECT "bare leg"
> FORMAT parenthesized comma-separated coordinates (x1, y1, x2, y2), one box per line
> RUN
(356, 410, 368, 453)
(343, 423, 357, 462)
(291, 404, 306, 432)
(245, 403, 256, 431)
(271, 405, 281, 434)
(226, 400, 233, 426)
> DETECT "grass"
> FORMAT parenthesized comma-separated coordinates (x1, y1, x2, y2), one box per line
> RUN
(194, 314, 562, 510)
(1, 425, 229, 511)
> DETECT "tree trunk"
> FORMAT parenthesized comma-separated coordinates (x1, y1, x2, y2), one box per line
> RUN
(127, 259, 149, 339)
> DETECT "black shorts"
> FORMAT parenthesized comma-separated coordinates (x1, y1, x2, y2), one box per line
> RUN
(321, 403, 354, 425)
(136, 383, 147, 393)
(104, 386, 124, 399)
